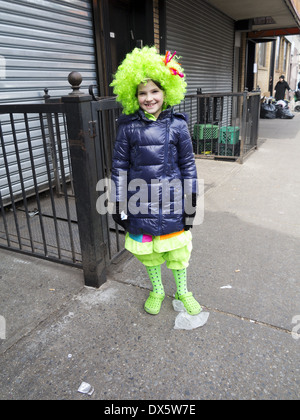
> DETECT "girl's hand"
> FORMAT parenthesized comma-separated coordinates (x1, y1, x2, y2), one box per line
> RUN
(112, 202, 129, 230)
(112, 213, 129, 230)
(184, 215, 195, 231)
(184, 193, 197, 230)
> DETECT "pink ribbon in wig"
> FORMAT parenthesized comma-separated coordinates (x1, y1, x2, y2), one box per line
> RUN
(163, 51, 184, 78)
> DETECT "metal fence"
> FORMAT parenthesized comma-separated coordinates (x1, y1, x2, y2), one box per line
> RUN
(0, 74, 261, 288)
(0, 103, 81, 267)
(90, 96, 124, 261)
(0, 94, 128, 288)
(176, 90, 261, 163)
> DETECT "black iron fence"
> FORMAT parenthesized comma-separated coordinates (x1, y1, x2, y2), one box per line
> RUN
(0, 73, 261, 288)
(0, 103, 81, 267)
(176, 90, 261, 163)
(0, 77, 125, 288)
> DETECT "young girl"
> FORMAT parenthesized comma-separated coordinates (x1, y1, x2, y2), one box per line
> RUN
(111, 46, 201, 316)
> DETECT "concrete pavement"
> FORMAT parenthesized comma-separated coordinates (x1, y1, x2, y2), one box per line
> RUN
(0, 114, 299, 400)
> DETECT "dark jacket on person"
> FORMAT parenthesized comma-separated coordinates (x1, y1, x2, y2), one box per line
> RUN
(275, 80, 290, 101)
(111, 108, 198, 236)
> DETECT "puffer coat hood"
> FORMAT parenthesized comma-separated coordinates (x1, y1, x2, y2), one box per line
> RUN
(111, 108, 198, 236)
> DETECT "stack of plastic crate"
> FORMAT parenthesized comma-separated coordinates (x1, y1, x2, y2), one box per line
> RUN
(217, 127, 240, 156)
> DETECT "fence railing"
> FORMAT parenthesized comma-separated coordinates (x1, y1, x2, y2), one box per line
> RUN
(0, 103, 81, 267)
(0, 73, 261, 288)
(176, 90, 261, 163)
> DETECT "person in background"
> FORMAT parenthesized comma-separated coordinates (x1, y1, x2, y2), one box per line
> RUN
(274, 75, 291, 101)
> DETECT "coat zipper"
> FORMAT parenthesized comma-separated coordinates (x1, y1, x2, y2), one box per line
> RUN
(158, 120, 170, 235)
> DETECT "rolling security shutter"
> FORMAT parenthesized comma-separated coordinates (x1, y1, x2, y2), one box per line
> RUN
(0, 0, 97, 103)
(165, 0, 234, 94)
(0, 0, 97, 203)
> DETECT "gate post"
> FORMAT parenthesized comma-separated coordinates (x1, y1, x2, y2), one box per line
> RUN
(62, 72, 107, 288)
(238, 90, 248, 164)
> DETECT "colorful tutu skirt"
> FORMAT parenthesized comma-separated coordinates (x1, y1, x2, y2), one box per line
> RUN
(125, 230, 192, 269)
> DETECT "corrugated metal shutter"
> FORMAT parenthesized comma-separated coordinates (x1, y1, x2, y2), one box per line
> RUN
(165, 0, 234, 94)
(0, 0, 97, 203)
(0, 0, 97, 103)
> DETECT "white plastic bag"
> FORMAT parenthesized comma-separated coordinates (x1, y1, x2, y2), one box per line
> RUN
(172, 299, 209, 330)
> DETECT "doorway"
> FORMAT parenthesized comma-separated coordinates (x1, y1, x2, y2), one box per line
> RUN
(94, 0, 155, 95)
(246, 40, 256, 91)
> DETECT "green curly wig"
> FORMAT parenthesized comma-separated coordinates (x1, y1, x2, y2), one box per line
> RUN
(110, 46, 187, 115)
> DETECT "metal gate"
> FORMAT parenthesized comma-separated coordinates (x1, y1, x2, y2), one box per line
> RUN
(0, 103, 81, 267)
(0, 90, 128, 287)
(90, 95, 125, 262)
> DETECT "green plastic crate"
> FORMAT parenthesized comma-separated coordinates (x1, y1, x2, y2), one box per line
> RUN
(193, 124, 219, 141)
(218, 127, 240, 145)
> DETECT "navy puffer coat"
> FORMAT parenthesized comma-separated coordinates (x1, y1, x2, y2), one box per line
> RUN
(111, 108, 198, 236)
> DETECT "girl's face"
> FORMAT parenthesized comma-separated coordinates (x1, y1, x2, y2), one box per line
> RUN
(137, 80, 165, 118)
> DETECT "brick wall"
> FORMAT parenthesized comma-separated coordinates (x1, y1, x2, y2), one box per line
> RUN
(153, 0, 160, 51)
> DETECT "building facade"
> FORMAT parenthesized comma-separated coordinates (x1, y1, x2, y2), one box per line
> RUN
(1, 0, 300, 104)
(254, 35, 300, 97)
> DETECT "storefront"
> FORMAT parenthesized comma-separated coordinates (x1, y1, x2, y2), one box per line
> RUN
(93, 0, 235, 96)
(164, 0, 235, 94)
(0, 0, 98, 104)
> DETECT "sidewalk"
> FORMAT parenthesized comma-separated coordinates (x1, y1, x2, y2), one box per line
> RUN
(0, 115, 299, 400)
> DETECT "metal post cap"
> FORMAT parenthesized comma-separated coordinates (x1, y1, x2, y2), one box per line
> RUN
(68, 72, 84, 95)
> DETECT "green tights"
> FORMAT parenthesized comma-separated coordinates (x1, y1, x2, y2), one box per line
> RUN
(146, 265, 188, 296)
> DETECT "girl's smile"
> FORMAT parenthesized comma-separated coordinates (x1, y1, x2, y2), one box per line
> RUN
(137, 80, 165, 119)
